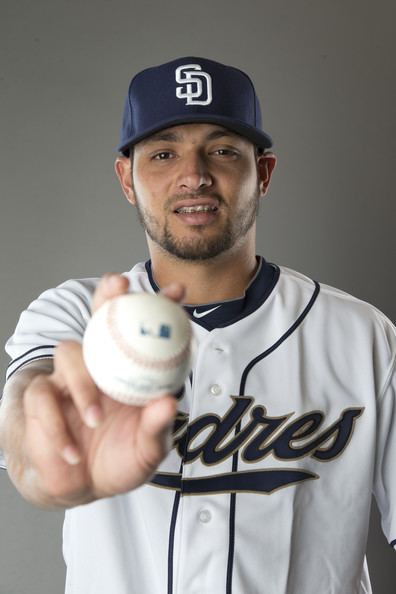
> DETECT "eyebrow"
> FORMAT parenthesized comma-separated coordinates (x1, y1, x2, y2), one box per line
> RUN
(206, 129, 241, 141)
(143, 128, 241, 145)
(144, 131, 180, 143)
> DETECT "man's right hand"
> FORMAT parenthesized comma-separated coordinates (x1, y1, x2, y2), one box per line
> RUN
(0, 274, 185, 508)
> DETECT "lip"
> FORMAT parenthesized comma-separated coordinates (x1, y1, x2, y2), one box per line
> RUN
(172, 196, 220, 213)
(174, 209, 219, 226)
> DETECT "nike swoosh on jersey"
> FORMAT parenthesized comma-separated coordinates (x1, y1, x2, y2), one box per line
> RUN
(193, 306, 221, 318)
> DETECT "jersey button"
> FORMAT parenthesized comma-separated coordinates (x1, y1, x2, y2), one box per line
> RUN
(210, 384, 222, 396)
(198, 509, 212, 523)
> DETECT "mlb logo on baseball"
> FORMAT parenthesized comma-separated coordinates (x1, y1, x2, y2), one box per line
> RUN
(139, 322, 171, 339)
(175, 64, 213, 106)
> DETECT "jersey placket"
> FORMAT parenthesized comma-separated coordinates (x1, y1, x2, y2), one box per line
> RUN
(173, 326, 235, 593)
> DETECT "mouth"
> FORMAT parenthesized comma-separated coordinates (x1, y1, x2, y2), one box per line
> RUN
(174, 204, 218, 214)
(171, 198, 220, 226)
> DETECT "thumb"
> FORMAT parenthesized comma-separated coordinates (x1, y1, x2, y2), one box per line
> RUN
(135, 395, 178, 472)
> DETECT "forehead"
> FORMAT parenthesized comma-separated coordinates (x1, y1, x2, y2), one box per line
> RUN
(137, 123, 252, 147)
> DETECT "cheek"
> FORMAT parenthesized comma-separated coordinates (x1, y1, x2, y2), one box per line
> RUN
(224, 168, 259, 199)
(133, 166, 172, 201)
(132, 176, 158, 206)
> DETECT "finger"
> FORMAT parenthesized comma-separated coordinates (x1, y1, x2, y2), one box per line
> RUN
(135, 395, 178, 472)
(53, 341, 104, 429)
(91, 273, 130, 313)
(160, 282, 186, 303)
(24, 374, 81, 465)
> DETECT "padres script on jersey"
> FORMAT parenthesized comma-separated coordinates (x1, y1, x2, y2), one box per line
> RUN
(3, 259, 396, 594)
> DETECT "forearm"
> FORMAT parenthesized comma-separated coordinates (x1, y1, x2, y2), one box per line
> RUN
(0, 360, 67, 508)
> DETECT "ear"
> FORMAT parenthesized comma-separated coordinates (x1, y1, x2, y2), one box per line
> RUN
(257, 152, 277, 196)
(114, 156, 136, 205)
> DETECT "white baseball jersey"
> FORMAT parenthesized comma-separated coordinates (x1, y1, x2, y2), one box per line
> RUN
(2, 258, 396, 594)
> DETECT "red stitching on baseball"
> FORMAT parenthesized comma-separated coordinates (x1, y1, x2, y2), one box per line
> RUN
(106, 297, 191, 370)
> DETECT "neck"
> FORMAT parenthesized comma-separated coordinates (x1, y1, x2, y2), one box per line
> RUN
(148, 241, 258, 305)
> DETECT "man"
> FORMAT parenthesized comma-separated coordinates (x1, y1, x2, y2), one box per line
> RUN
(0, 57, 395, 594)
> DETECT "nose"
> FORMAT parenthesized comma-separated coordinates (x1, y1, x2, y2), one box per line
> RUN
(177, 151, 213, 192)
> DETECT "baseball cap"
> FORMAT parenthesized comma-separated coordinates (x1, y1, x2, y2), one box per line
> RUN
(118, 56, 273, 155)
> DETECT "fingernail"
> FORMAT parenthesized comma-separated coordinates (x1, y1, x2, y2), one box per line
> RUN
(62, 446, 81, 466)
(84, 404, 103, 428)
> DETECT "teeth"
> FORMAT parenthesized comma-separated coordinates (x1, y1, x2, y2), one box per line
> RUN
(176, 205, 217, 214)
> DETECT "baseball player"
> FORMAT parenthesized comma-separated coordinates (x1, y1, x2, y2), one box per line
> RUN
(0, 57, 395, 594)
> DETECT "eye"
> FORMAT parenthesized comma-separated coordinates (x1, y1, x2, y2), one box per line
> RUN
(152, 151, 174, 160)
(212, 148, 239, 158)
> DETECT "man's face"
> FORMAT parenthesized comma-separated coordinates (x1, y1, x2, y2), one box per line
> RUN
(119, 123, 273, 261)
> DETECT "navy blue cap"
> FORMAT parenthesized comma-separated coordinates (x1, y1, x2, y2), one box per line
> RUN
(118, 56, 273, 155)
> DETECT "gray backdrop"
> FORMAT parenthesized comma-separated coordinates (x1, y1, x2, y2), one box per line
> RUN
(1, 0, 395, 592)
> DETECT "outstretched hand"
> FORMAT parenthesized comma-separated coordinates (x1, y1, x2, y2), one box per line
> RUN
(22, 275, 185, 507)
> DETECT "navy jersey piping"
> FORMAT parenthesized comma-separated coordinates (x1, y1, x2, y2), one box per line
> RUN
(240, 280, 320, 394)
(145, 258, 280, 329)
(167, 462, 183, 594)
(6, 348, 55, 381)
(167, 373, 194, 594)
(7, 344, 55, 368)
(146, 260, 160, 293)
(190, 263, 280, 330)
(225, 279, 320, 593)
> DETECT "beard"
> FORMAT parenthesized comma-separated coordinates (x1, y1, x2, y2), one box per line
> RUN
(133, 188, 260, 262)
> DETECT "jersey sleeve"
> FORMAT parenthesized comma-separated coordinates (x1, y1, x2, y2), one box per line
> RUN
(3, 278, 100, 383)
(3, 262, 151, 385)
(0, 278, 100, 468)
(372, 318, 396, 549)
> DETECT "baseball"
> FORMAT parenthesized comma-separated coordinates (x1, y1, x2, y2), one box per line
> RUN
(83, 292, 192, 405)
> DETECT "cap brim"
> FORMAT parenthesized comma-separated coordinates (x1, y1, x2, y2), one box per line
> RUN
(118, 114, 273, 154)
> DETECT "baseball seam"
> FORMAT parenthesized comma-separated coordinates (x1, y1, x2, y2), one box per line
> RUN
(107, 297, 191, 370)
